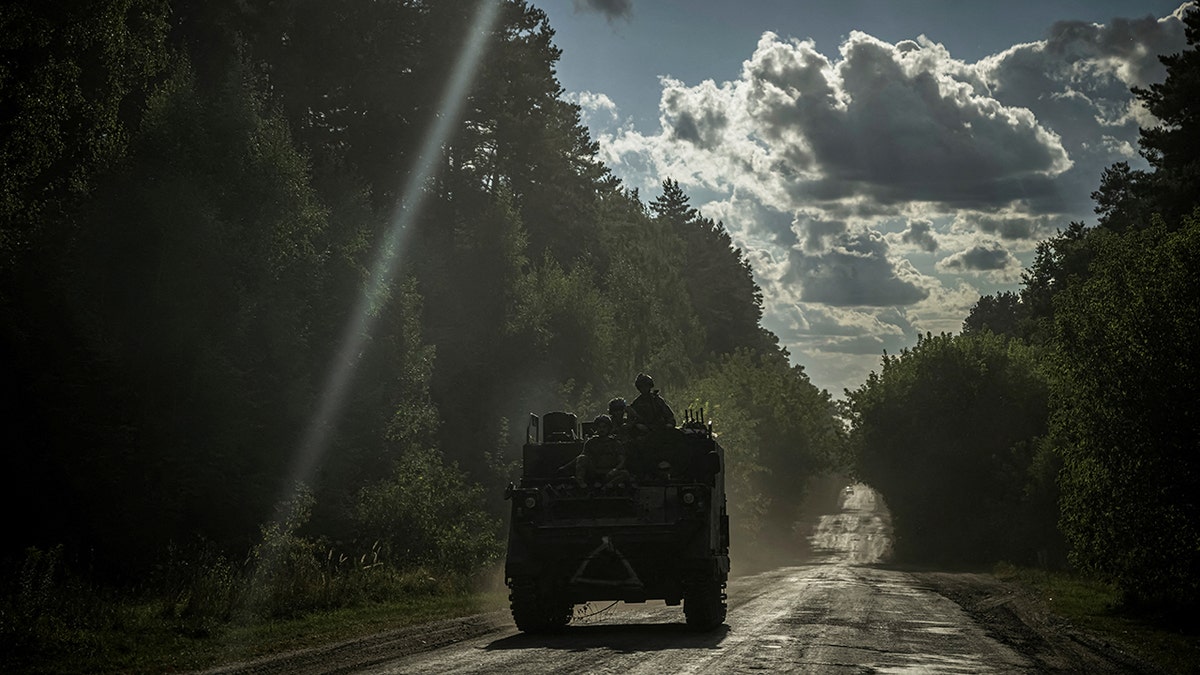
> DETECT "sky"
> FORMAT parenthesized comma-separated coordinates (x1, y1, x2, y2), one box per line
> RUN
(538, 0, 1193, 396)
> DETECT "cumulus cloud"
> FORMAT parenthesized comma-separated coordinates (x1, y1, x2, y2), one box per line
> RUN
(573, 0, 632, 22)
(937, 241, 1022, 281)
(787, 230, 932, 307)
(974, 6, 1189, 212)
(721, 31, 1074, 210)
(585, 4, 1191, 393)
(792, 210, 847, 252)
(766, 303, 914, 354)
(702, 195, 797, 247)
(567, 90, 620, 127)
(950, 211, 1062, 243)
(602, 27, 1103, 228)
(760, 298, 925, 392)
(901, 218, 938, 252)
(602, 8, 1190, 221)
(1043, 10, 1189, 90)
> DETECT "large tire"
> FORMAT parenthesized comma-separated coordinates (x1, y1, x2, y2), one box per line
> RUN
(683, 581, 727, 630)
(510, 583, 573, 633)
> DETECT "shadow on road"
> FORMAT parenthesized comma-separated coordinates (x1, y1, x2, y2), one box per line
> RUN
(485, 622, 731, 653)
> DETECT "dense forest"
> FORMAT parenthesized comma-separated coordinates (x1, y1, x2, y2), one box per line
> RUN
(846, 6, 1200, 618)
(0, 0, 845, 632)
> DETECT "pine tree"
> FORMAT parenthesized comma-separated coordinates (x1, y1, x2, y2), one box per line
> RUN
(650, 179, 767, 357)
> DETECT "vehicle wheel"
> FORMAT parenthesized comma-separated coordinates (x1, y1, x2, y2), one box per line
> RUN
(510, 583, 573, 633)
(683, 581, 727, 630)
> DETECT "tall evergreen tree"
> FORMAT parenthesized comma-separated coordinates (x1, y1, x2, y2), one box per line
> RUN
(1093, 6, 1200, 229)
(650, 179, 767, 357)
(1133, 6, 1200, 222)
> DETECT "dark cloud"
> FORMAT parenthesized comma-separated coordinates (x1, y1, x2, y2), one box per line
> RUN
(633, 13, 1187, 220)
(969, 213, 1057, 240)
(741, 32, 1073, 211)
(977, 10, 1189, 214)
(665, 105, 728, 149)
(721, 198, 798, 246)
(1043, 12, 1186, 89)
(792, 212, 847, 252)
(902, 219, 938, 251)
(573, 0, 632, 22)
(937, 241, 1017, 273)
(788, 231, 929, 307)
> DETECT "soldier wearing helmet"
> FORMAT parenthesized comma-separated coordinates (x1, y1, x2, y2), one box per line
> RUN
(607, 396, 636, 440)
(629, 372, 676, 431)
(575, 414, 629, 488)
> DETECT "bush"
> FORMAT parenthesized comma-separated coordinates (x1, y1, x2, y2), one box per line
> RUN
(355, 447, 502, 575)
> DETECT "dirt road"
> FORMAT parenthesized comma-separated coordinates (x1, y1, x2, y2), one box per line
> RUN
(206, 485, 1153, 674)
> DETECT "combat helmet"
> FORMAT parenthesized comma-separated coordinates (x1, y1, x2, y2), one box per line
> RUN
(607, 397, 627, 415)
(634, 372, 654, 391)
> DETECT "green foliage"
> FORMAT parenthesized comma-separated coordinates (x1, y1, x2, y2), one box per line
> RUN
(845, 332, 1055, 566)
(1002, 565, 1200, 674)
(976, 6, 1200, 616)
(520, 254, 620, 387)
(0, 0, 172, 268)
(651, 179, 768, 357)
(1052, 213, 1200, 612)
(1131, 8, 1200, 222)
(354, 448, 502, 576)
(681, 373, 769, 542)
(155, 541, 239, 634)
(598, 196, 704, 384)
(683, 349, 846, 550)
(30, 55, 331, 565)
(0, 546, 138, 671)
(1017, 220, 1094, 341)
(382, 278, 441, 453)
(962, 290, 1025, 338)
(246, 487, 326, 620)
(1, 546, 66, 652)
(0, 539, 479, 673)
(945, 6, 1200, 621)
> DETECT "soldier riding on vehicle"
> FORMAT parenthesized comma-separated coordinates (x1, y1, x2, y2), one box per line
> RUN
(575, 414, 630, 488)
(629, 372, 676, 432)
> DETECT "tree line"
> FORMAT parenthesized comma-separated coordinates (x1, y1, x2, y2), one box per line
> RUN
(845, 7, 1200, 619)
(0, 0, 846, 605)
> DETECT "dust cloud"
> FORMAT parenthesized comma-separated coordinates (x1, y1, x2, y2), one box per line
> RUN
(808, 483, 894, 564)
(732, 476, 895, 574)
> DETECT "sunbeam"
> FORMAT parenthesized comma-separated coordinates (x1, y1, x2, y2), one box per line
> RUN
(278, 0, 502, 520)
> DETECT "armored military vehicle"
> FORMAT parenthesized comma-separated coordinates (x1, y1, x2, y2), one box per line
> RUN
(503, 410, 730, 632)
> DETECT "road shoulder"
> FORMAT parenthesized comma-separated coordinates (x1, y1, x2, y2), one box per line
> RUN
(912, 571, 1159, 674)
(194, 611, 512, 675)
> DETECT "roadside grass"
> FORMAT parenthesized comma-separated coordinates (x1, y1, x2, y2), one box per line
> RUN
(0, 543, 511, 674)
(996, 563, 1200, 674)
(2, 586, 510, 674)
